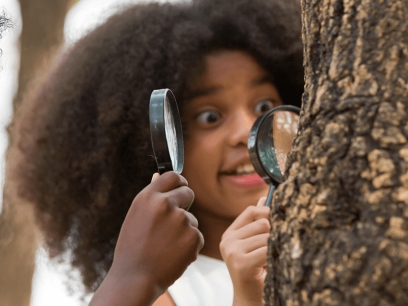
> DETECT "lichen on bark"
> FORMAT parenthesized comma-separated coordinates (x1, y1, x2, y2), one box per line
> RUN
(264, 0, 408, 305)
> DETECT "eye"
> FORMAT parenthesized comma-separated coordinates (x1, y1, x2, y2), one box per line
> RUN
(196, 110, 221, 125)
(255, 100, 275, 114)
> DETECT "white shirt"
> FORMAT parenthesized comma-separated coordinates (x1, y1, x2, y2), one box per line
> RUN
(168, 255, 233, 306)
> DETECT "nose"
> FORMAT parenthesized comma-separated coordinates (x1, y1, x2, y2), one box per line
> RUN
(226, 109, 256, 147)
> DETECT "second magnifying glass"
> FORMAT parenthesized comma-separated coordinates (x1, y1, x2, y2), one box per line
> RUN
(248, 105, 300, 207)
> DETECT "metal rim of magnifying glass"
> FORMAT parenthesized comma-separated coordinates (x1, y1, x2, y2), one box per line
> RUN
(248, 105, 300, 186)
(149, 88, 184, 174)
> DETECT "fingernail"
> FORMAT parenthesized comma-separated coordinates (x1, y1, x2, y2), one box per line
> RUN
(151, 173, 160, 182)
(257, 197, 267, 206)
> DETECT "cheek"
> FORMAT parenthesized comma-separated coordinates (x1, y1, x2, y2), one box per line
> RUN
(182, 132, 223, 190)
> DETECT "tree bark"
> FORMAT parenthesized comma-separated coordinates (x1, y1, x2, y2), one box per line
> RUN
(264, 0, 408, 305)
(0, 1, 73, 306)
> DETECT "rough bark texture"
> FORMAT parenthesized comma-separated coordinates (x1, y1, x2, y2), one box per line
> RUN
(0, 1, 73, 306)
(264, 0, 408, 305)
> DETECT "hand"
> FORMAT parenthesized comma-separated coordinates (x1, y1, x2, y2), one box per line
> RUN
(113, 171, 204, 290)
(220, 197, 270, 306)
(91, 171, 204, 306)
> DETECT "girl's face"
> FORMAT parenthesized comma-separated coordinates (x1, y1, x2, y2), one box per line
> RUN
(182, 50, 283, 220)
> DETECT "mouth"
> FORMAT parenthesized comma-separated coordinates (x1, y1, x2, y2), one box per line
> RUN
(220, 163, 266, 188)
(220, 163, 256, 176)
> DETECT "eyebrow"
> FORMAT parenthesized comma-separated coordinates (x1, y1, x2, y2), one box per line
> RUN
(250, 75, 276, 87)
(184, 87, 220, 102)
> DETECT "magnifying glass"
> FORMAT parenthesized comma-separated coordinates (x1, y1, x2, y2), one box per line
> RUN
(149, 88, 184, 174)
(248, 105, 300, 207)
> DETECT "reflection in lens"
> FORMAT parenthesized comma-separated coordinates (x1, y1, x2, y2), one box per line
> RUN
(164, 96, 178, 171)
(272, 111, 299, 173)
(257, 117, 281, 181)
(256, 110, 299, 183)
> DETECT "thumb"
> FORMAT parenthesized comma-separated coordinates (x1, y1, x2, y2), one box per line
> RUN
(257, 197, 267, 207)
(261, 267, 267, 281)
(151, 172, 160, 182)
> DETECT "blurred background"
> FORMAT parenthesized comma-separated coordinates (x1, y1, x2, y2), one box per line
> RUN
(0, 0, 186, 305)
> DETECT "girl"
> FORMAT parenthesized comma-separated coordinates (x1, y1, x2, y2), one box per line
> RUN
(13, 0, 303, 305)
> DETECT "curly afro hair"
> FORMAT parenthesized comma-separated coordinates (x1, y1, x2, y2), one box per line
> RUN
(14, 0, 303, 292)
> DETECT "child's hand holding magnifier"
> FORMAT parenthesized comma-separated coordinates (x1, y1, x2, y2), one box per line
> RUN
(220, 197, 270, 306)
(90, 89, 204, 306)
(91, 172, 203, 306)
(221, 105, 300, 306)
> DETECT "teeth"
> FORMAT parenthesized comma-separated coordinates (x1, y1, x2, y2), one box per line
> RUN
(236, 164, 255, 175)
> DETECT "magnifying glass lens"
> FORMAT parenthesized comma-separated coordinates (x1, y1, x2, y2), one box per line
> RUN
(248, 106, 300, 207)
(256, 110, 299, 183)
(164, 96, 178, 171)
(271, 111, 299, 175)
(149, 89, 184, 175)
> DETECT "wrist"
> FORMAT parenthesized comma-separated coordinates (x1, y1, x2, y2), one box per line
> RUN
(90, 268, 162, 306)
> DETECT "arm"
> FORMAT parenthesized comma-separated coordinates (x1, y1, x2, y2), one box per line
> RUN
(89, 272, 160, 306)
(220, 197, 270, 306)
(90, 172, 204, 306)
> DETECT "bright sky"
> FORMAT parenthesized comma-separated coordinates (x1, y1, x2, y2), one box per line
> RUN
(0, 0, 188, 305)
(0, 0, 21, 209)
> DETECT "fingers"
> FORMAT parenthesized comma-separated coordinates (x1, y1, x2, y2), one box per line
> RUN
(151, 172, 160, 182)
(228, 205, 270, 231)
(240, 233, 269, 254)
(233, 218, 270, 240)
(165, 186, 195, 210)
(257, 197, 267, 207)
(185, 211, 199, 228)
(196, 229, 205, 253)
(222, 218, 269, 255)
(178, 213, 204, 254)
(150, 171, 188, 192)
(246, 246, 268, 269)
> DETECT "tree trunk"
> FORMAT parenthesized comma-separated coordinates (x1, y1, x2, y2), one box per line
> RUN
(264, 0, 408, 305)
(14, 0, 74, 109)
(0, 1, 73, 306)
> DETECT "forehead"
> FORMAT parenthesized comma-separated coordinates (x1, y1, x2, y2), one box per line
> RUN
(183, 50, 276, 102)
(199, 50, 269, 85)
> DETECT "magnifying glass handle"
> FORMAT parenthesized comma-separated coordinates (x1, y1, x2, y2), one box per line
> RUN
(265, 185, 276, 207)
